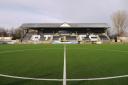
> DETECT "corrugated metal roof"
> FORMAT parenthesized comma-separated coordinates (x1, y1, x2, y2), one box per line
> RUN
(20, 23, 110, 28)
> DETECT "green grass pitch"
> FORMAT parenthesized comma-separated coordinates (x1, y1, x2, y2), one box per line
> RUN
(0, 44, 128, 85)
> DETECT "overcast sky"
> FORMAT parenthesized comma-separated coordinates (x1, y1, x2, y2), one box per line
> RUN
(0, 0, 127, 28)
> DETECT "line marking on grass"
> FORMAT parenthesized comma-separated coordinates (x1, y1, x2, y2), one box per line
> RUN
(1, 46, 128, 81)
(67, 75, 128, 81)
(0, 74, 62, 81)
(1, 74, 128, 81)
(63, 45, 67, 85)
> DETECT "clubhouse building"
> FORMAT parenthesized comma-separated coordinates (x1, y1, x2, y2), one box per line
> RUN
(20, 23, 110, 44)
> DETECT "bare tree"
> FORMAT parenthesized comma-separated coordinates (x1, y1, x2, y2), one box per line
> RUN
(0, 27, 7, 37)
(112, 10, 128, 36)
(11, 28, 23, 40)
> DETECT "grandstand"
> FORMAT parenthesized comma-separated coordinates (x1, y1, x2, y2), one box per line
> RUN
(20, 23, 110, 44)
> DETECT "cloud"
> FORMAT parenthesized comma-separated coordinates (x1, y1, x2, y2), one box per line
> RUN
(0, 9, 63, 28)
(0, 0, 127, 28)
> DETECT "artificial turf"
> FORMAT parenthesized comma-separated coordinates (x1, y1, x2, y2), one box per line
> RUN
(0, 44, 128, 85)
(0, 44, 64, 85)
(67, 44, 128, 85)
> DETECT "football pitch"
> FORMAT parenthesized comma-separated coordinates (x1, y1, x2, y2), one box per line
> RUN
(0, 44, 128, 85)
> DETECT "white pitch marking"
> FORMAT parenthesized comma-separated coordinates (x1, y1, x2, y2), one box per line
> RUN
(67, 74, 128, 81)
(0, 74, 62, 81)
(63, 45, 67, 85)
(1, 46, 128, 81)
(1, 74, 128, 81)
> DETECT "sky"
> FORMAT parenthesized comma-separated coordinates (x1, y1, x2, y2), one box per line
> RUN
(0, 0, 127, 28)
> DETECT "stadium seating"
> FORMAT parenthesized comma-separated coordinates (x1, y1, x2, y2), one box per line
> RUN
(89, 34, 99, 42)
(99, 35, 110, 42)
(79, 35, 90, 41)
(99, 35, 109, 40)
(30, 35, 41, 41)
(66, 36, 77, 41)
(21, 32, 110, 44)
(44, 35, 53, 41)
(83, 36, 90, 41)
(40, 35, 46, 41)
(23, 33, 33, 41)
(53, 36, 60, 41)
